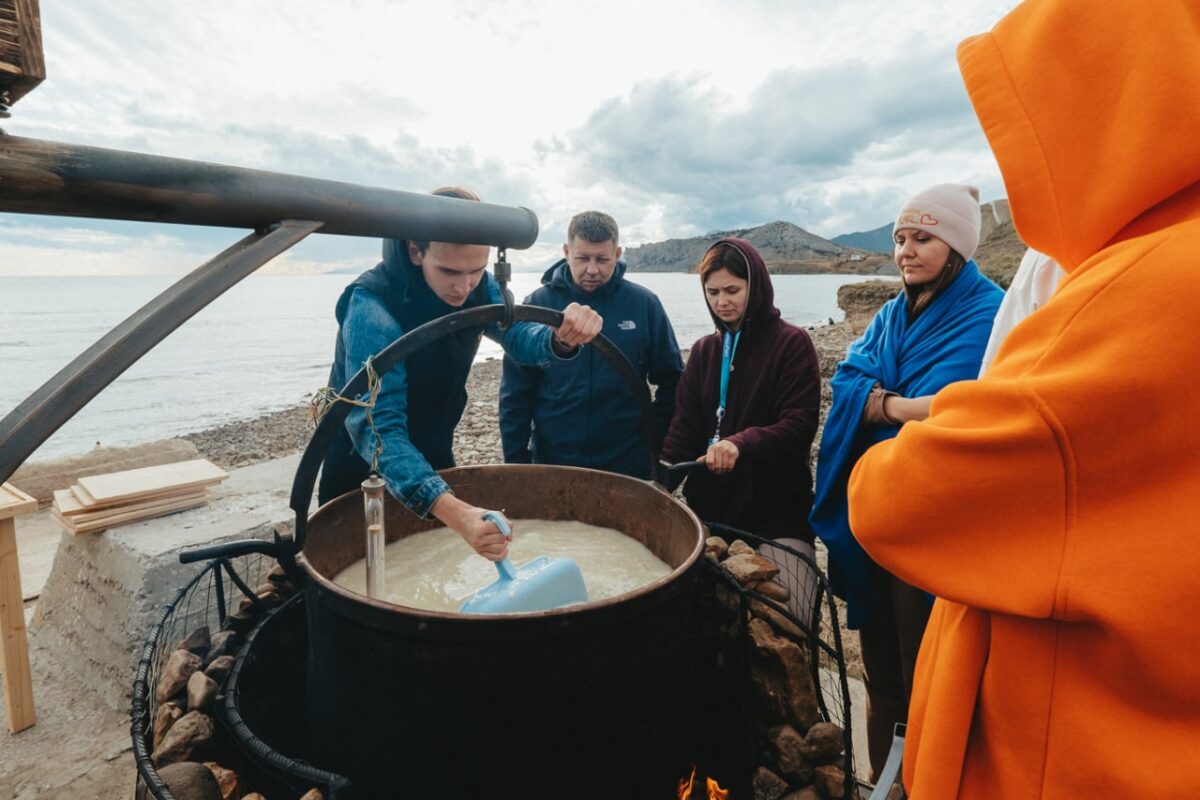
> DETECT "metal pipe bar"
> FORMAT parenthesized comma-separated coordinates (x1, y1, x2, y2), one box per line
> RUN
(0, 136, 539, 247)
(0, 219, 322, 483)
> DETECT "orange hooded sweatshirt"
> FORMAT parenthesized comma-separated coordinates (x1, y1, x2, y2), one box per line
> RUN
(847, 0, 1200, 797)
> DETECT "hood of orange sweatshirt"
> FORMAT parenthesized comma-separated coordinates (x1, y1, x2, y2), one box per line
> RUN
(845, 2, 1200, 796)
(957, 0, 1200, 272)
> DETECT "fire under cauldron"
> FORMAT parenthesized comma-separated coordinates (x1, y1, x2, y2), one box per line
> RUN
(182, 301, 720, 798)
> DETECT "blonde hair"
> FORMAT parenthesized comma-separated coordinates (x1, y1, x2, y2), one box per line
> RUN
(411, 186, 482, 253)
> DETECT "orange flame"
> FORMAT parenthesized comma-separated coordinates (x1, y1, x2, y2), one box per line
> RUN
(676, 765, 729, 799)
(705, 776, 730, 799)
(677, 765, 697, 800)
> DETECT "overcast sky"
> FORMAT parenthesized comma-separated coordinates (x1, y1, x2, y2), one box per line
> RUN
(0, 0, 1019, 275)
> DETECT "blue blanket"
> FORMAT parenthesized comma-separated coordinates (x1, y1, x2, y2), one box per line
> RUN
(810, 261, 1003, 628)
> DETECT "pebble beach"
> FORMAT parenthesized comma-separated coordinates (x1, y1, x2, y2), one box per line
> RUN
(179, 319, 862, 473)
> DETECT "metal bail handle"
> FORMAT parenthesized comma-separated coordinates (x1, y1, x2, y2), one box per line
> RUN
(494, 246, 515, 329)
(284, 303, 661, 559)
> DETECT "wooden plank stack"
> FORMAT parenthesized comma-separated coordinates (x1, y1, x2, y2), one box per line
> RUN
(51, 459, 227, 535)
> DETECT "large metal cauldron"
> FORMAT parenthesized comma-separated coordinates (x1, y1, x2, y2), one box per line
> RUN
(300, 464, 703, 798)
(181, 300, 704, 797)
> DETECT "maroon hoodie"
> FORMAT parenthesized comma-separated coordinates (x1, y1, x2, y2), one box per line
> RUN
(660, 237, 820, 541)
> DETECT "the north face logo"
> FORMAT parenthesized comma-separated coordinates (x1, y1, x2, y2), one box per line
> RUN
(617, 320, 636, 331)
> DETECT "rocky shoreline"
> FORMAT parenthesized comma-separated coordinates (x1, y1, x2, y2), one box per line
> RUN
(179, 315, 865, 473)
(179, 280, 898, 474)
(10, 291, 878, 502)
(182, 277, 902, 472)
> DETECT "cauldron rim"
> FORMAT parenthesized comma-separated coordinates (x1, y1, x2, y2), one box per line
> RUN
(297, 463, 705, 621)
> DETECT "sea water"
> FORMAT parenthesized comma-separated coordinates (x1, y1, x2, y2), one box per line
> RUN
(0, 272, 870, 460)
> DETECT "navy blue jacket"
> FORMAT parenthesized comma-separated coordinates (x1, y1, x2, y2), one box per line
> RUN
(499, 259, 683, 479)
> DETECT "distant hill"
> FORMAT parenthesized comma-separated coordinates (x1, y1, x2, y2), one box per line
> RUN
(832, 223, 893, 253)
(974, 199, 1027, 287)
(623, 220, 893, 275)
(827, 199, 1028, 288)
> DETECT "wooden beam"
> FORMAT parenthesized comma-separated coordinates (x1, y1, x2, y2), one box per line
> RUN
(0, 483, 35, 520)
(0, 136, 539, 244)
(0, 482, 37, 732)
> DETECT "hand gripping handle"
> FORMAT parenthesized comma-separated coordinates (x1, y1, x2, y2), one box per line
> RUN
(482, 510, 517, 581)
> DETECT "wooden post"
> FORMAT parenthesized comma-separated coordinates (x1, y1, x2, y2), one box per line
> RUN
(0, 481, 37, 732)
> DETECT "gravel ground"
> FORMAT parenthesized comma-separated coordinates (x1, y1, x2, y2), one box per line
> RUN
(181, 318, 861, 472)
(174, 315, 862, 476)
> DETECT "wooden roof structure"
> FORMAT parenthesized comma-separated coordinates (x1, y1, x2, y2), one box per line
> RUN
(0, 0, 43, 108)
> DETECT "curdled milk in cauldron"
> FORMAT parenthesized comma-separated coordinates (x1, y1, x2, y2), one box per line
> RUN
(297, 465, 703, 797)
(332, 518, 671, 612)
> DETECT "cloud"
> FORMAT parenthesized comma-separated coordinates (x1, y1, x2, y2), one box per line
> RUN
(558, 50, 1001, 239)
(1, 1, 542, 276)
(2, 2, 1016, 274)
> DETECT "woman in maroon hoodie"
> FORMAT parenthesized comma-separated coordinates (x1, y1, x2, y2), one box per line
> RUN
(661, 238, 822, 613)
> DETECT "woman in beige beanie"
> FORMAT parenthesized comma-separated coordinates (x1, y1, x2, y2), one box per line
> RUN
(811, 182, 1004, 780)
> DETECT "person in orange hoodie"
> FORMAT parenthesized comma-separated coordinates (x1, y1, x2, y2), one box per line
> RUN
(846, 0, 1200, 797)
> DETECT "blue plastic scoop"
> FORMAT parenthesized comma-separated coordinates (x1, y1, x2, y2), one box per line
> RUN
(458, 511, 589, 614)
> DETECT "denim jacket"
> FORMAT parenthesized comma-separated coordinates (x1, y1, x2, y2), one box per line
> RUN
(328, 271, 571, 516)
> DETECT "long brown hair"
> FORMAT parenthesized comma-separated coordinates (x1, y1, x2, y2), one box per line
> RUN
(905, 249, 966, 317)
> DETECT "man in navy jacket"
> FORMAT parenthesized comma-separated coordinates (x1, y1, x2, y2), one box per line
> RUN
(499, 211, 682, 478)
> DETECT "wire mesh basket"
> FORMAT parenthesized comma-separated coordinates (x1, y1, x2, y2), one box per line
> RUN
(700, 521, 857, 799)
(130, 553, 305, 800)
(133, 526, 857, 799)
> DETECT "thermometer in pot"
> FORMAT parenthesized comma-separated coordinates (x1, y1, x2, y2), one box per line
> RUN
(362, 475, 387, 600)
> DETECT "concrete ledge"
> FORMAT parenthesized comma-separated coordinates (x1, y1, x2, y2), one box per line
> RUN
(28, 454, 306, 710)
(10, 439, 203, 507)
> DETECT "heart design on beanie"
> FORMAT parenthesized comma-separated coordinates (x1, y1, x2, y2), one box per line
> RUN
(894, 184, 980, 260)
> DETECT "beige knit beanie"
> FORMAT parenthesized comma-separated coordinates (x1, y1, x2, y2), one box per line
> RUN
(893, 183, 982, 260)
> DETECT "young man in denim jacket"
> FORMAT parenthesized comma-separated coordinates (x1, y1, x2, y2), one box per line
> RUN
(319, 188, 601, 560)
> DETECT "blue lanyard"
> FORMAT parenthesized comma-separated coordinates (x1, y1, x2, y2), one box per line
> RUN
(711, 330, 741, 444)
